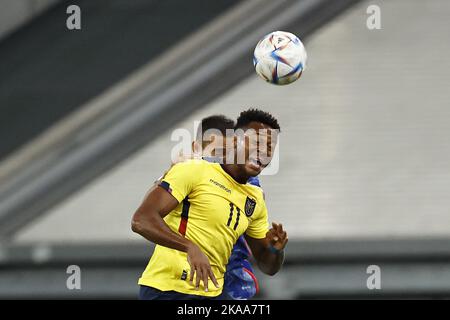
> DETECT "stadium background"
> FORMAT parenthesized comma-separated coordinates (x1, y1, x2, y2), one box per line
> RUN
(1, 0, 450, 299)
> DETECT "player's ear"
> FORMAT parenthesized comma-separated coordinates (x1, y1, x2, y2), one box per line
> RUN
(192, 141, 200, 154)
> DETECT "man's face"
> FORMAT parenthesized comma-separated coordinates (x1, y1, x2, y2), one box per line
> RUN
(237, 121, 278, 177)
(195, 124, 278, 177)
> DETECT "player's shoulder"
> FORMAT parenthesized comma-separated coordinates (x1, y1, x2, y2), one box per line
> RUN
(247, 176, 264, 195)
(165, 159, 211, 179)
(244, 181, 265, 203)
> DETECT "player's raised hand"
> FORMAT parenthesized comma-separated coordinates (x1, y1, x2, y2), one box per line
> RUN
(267, 222, 288, 251)
(186, 243, 220, 292)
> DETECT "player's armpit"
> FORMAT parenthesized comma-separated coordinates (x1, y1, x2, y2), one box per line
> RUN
(140, 185, 179, 219)
(131, 186, 187, 250)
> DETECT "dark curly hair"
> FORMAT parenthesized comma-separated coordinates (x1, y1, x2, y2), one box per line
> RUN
(196, 115, 235, 141)
(235, 108, 281, 131)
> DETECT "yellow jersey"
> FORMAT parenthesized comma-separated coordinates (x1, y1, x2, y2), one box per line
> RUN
(138, 159, 269, 297)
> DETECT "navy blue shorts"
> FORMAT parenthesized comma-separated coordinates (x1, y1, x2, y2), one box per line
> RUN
(139, 285, 230, 300)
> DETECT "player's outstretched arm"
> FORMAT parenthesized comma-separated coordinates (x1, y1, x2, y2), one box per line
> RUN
(245, 222, 288, 276)
(131, 185, 219, 291)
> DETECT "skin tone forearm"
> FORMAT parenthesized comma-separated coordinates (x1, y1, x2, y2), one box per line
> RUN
(245, 222, 288, 276)
(254, 246, 285, 275)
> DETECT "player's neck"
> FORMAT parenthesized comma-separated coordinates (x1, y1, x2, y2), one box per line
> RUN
(220, 164, 248, 184)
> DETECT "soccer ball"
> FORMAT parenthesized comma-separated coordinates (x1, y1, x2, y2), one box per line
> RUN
(253, 31, 307, 85)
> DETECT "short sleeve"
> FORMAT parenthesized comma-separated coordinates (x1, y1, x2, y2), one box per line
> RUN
(245, 199, 269, 239)
(159, 160, 204, 203)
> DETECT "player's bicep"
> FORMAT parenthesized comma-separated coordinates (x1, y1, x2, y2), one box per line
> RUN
(136, 185, 179, 219)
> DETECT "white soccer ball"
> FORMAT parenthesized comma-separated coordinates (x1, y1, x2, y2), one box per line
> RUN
(253, 31, 307, 85)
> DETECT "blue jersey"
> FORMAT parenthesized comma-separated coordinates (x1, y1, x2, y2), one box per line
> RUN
(247, 176, 261, 187)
